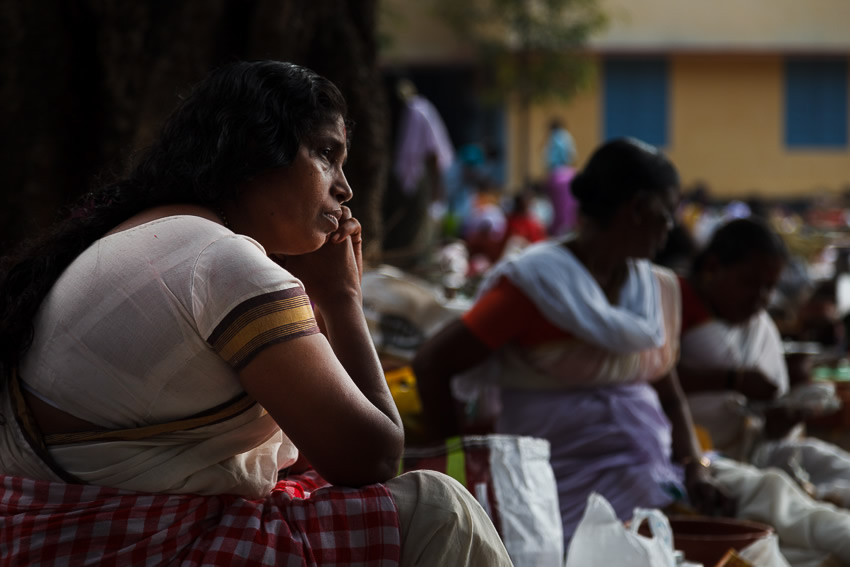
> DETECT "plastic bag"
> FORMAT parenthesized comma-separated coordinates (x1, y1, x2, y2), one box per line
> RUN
(361, 266, 470, 363)
(402, 435, 563, 567)
(738, 534, 791, 567)
(565, 492, 676, 567)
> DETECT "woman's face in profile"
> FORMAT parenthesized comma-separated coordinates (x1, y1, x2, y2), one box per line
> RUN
(236, 116, 352, 255)
(627, 185, 679, 259)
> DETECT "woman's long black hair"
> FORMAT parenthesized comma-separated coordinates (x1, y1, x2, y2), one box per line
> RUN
(0, 60, 349, 369)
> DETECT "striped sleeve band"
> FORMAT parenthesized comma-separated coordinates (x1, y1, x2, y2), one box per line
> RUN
(207, 287, 320, 369)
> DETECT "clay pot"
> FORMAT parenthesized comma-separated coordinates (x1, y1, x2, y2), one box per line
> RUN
(662, 516, 773, 566)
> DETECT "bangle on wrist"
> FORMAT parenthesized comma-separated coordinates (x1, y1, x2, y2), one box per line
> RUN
(681, 455, 711, 472)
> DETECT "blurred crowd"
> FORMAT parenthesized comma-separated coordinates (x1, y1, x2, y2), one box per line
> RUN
(370, 129, 850, 564)
(386, 127, 850, 363)
(672, 186, 850, 361)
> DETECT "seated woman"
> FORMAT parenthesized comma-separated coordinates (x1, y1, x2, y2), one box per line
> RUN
(413, 138, 731, 545)
(677, 217, 850, 508)
(0, 61, 511, 566)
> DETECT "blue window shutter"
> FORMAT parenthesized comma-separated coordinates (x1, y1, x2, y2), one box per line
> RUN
(785, 58, 848, 148)
(604, 58, 669, 146)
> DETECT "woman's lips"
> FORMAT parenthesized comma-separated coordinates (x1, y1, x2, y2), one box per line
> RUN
(323, 211, 340, 230)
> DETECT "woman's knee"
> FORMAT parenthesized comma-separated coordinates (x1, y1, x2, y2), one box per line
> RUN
(387, 470, 511, 565)
(389, 469, 481, 526)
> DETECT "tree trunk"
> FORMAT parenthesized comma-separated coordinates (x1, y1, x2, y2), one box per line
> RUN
(0, 0, 387, 263)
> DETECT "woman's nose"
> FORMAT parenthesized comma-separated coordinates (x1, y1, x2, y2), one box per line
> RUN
(662, 209, 675, 231)
(334, 171, 353, 203)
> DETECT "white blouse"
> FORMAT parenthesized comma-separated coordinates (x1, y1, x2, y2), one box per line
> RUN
(10, 215, 319, 497)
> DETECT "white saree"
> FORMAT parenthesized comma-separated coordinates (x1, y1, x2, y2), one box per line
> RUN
(680, 311, 788, 458)
(680, 309, 850, 512)
(0, 217, 316, 497)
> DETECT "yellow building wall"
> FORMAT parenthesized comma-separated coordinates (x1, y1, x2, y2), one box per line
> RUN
(380, 0, 850, 198)
(380, 0, 850, 63)
(595, 0, 850, 51)
(509, 54, 850, 199)
(506, 62, 603, 190)
(669, 54, 850, 198)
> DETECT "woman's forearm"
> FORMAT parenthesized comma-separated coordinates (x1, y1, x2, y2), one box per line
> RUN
(413, 319, 493, 441)
(654, 371, 703, 464)
(319, 297, 403, 430)
(413, 352, 462, 441)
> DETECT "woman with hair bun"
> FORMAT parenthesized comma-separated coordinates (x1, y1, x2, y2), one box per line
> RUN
(0, 60, 511, 566)
(414, 137, 732, 546)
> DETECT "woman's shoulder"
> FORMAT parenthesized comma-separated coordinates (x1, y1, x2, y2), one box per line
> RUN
(647, 262, 677, 283)
(100, 207, 251, 257)
(96, 209, 270, 277)
(104, 204, 225, 238)
(645, 262, 683, 298)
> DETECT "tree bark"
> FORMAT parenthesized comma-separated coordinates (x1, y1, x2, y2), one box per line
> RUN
(0, 0, 387, 262)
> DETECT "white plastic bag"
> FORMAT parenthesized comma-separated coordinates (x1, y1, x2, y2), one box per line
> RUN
(361, 266, 470, 362)
(738, 533, 791, 567)
(565, 492, 676, 567)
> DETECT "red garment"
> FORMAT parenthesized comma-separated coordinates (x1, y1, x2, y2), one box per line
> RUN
(0, 471, 400, 566)
(462, 276, 572, 350)
(505, 214, 546, 245)
(678, 275, 712, 334)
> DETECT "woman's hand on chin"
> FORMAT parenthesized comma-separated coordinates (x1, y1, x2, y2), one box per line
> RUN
(329, 205, 362, 281)
(272, 207, 363, 308)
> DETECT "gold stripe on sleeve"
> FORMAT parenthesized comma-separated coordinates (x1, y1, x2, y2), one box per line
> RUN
(207, 288, 320, 368)
(217, 304, 315, 361)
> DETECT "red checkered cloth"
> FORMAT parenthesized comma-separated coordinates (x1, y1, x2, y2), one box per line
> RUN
(0, 471, 400, 566)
